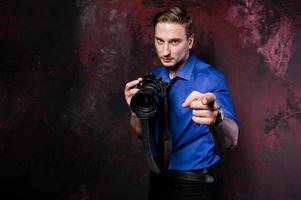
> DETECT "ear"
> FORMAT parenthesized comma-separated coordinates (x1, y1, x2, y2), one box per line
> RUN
(188, 33, 194, 49)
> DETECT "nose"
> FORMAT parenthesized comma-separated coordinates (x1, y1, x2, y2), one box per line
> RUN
(162, 42, 171, 57)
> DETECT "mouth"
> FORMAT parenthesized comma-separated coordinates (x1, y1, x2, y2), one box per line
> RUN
(161, 58, 173, 63)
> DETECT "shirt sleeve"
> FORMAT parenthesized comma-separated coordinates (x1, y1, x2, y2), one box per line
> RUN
(207, 72, 240, 127)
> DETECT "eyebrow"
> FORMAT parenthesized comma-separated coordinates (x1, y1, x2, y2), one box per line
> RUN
(155, 37, 183, 42)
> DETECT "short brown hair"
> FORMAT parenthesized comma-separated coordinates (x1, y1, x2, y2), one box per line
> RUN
(153, 6, 194, 38)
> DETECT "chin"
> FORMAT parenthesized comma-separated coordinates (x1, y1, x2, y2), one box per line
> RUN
(162, 64, 175, 68)
(161, 61, 176, 67)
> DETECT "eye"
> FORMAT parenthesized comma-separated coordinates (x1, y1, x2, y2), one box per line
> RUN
(171, 40, 180, 45)
(156, 38, 164, 44)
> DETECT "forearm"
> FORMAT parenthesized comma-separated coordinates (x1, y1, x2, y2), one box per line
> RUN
(130, 113, 143, 140)
(209, 117, 239, 148)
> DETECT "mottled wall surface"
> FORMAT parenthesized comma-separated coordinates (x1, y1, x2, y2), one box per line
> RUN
(1, 0, 301, 199)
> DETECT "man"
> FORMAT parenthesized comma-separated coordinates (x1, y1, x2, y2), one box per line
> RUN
(124, 6, 239, 200)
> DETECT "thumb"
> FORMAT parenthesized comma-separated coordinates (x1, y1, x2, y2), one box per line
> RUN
(201, 93, 216, 106)
(182, 91, 203, 107)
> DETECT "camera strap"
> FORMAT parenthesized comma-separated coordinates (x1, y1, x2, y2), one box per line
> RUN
(141, 119, 162, 174)
(140, 77, 178, 174)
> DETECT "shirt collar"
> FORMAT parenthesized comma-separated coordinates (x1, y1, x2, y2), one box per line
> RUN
(162, 52, 197, 82)
(176, 52, 197, 81)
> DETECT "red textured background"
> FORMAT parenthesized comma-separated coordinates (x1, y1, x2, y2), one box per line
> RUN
(1, 0, 301, 199)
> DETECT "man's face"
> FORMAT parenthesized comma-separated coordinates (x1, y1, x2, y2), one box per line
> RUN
(154, 22, 194, 70)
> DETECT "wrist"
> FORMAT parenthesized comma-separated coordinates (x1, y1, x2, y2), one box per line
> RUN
(212, 106, 224, 126)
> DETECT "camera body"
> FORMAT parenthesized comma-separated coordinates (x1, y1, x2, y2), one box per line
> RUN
(130, 73, 166, 119)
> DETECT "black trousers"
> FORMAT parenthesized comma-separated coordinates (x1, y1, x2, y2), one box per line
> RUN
(148, 171, 215, 200)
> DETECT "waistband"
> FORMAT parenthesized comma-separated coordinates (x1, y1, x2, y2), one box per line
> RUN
(166, 168, 215, 183)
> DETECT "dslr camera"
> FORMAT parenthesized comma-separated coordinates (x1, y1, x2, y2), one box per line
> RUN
(130, 73, 166, 119)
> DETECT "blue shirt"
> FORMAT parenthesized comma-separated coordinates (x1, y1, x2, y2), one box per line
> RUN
(152, 53, 239, 171)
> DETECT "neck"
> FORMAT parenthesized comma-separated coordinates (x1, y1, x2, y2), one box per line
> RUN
(169, 71, 177, 79)
(168, 52, 191, 79)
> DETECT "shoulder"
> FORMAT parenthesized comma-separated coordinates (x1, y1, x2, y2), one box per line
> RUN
(193, 58, 226, 83)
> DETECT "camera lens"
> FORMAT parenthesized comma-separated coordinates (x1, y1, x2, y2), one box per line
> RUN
(130, 88, 160, 119)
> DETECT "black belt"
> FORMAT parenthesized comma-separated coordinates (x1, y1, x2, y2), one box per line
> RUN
(166, 168, 215, 183)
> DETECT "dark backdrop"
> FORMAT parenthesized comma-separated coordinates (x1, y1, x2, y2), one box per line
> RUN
(1, 0, 301, 199)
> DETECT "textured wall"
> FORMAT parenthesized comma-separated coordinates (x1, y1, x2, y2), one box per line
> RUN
(1, 0, 301, 199)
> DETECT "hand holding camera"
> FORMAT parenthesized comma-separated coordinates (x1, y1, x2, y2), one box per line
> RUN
(129, 73, 166, 120)
(124, 77, 143, 107)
